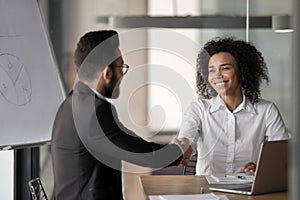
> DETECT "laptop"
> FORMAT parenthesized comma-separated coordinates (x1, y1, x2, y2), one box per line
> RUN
(209, 140, 288, 195)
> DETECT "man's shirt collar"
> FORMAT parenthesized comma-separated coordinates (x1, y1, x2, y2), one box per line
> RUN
(90, 88, 107, 101)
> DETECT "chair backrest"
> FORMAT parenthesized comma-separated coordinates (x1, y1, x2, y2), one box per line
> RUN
(28, 177, 48, 200)
(183, 154, 197, 175)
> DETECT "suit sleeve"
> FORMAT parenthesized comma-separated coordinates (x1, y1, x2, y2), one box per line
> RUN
(75, 99, 183, 169)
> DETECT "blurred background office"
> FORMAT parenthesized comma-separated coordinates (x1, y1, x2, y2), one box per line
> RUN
(1, 0, 299, 199)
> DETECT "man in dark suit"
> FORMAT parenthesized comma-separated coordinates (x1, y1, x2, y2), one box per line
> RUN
(51, 30, 191, 200)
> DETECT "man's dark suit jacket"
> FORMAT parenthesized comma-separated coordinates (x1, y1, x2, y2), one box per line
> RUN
(51, 81, 183, 200)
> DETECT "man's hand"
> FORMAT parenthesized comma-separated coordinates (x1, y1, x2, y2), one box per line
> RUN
(171, 137, 193, 166)
(240, 162, 256, 174)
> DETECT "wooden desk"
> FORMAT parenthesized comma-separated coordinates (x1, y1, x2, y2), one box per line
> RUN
(139, 175, 288, 200)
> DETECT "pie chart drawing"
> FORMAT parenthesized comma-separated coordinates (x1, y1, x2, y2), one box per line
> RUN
(0, 53, 32, 106)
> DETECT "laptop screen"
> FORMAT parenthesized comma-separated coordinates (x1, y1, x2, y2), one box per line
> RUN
(209, 140, 288, 195)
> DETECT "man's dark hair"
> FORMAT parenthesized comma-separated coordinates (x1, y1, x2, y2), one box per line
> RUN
(74, 30, 119, 81)
(196, 37, 269, 103)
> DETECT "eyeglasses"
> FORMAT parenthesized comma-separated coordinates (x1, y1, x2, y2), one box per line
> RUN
(110, 64, 129, 75)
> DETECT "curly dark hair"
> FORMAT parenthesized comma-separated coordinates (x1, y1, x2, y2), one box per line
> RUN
(196, 37, 269, 103)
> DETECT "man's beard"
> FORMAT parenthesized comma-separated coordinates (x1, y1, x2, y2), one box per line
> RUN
(104, 73, 120, 99)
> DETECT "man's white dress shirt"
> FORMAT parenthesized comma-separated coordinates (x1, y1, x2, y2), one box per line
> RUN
(178, 95, 289, 175)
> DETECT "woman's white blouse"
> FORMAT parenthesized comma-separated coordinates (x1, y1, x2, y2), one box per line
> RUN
(178, 95, 289, 175)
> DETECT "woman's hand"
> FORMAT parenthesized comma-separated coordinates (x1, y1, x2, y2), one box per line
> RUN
(171, 137, 192, 166)
(240, 162, 256, 174)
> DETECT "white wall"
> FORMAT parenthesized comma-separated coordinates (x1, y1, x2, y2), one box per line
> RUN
(0, 150, 14, 200)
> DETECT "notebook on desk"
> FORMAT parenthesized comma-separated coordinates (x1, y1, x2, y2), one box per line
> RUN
(209, 140, 288, 195)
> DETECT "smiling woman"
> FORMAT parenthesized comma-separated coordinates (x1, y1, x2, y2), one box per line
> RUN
(208, 52, 242, 110)
(196, 37, 269, 104)
(177, 37, 289, 176)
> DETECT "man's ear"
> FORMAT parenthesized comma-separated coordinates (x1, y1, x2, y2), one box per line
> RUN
(102, 66, 112, 82)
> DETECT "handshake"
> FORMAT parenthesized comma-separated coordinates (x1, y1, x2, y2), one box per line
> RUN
(171, 137, 193, 166)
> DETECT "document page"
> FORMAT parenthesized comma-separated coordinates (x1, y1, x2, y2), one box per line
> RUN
(149, 193, 229, 200)
(206, 173, 254, 184)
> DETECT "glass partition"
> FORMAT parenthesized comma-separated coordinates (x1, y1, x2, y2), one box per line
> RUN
(148, 0, 293, 132)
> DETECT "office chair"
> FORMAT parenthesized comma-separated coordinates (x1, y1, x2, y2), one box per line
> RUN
(183, 154, 197, 175)
(28, 177, 48, 200)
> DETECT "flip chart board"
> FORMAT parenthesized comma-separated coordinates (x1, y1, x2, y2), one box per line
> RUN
(0, 0, 64, 148)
